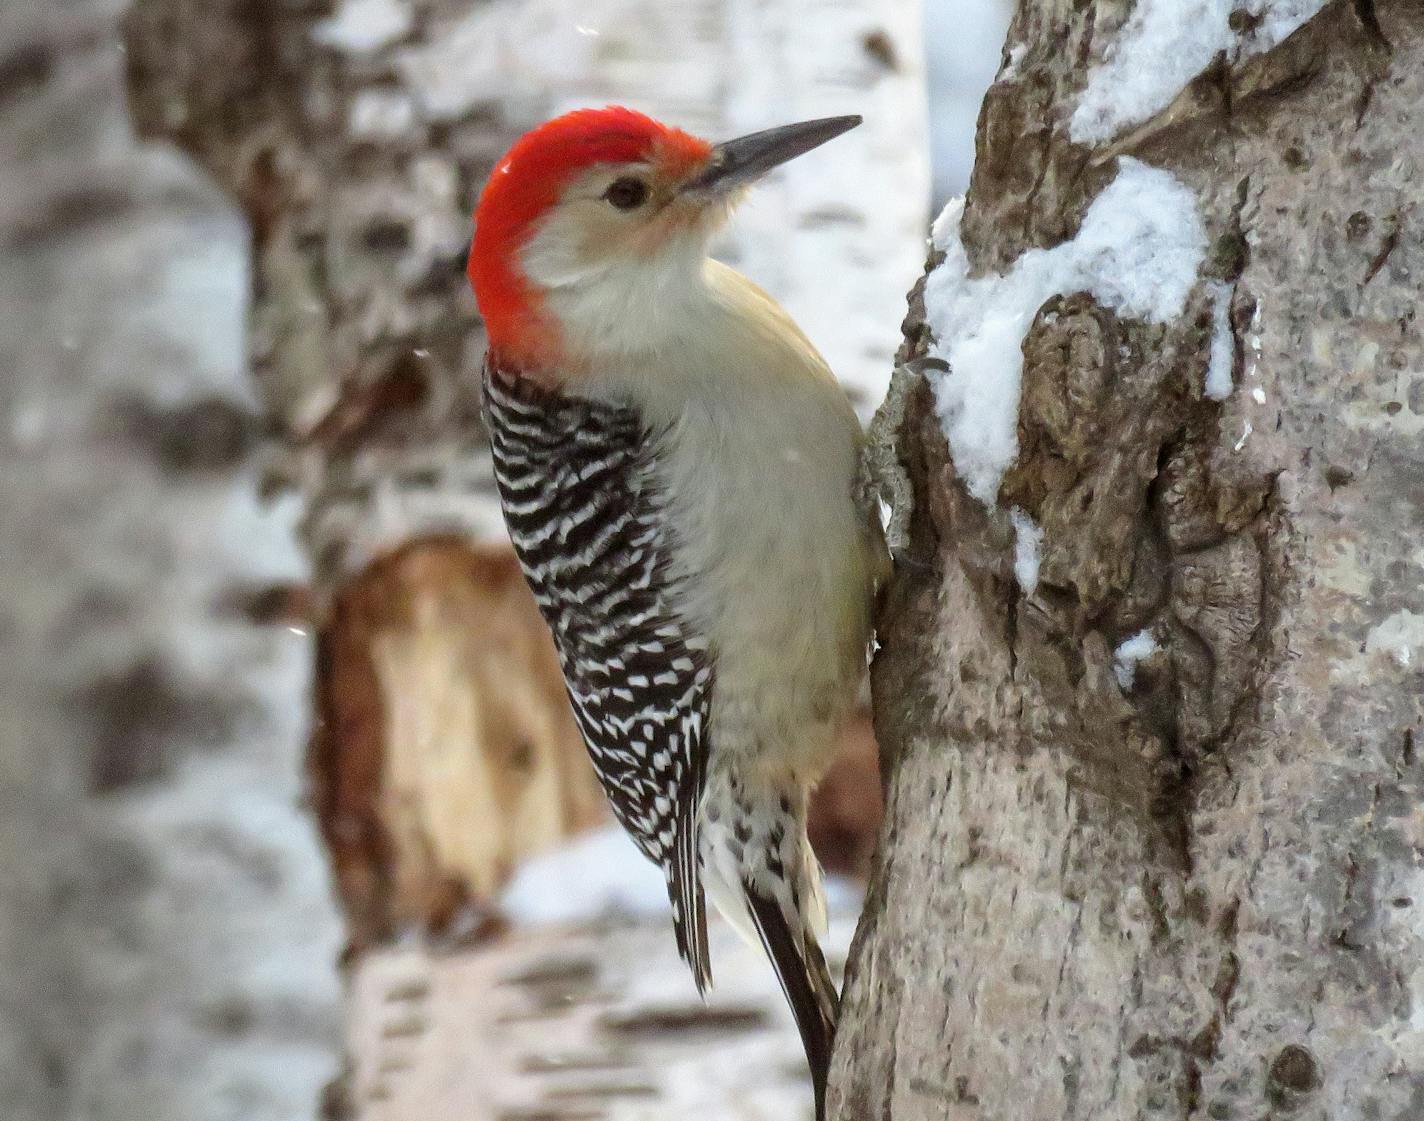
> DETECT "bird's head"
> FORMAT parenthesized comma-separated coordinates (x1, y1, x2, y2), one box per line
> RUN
(469, 106, 860, 370)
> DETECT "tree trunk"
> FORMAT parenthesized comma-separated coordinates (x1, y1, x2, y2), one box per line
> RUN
(124, 0, 612, 950)
(835, 3, 1424, 1120)
(1, 4, 341, 1120)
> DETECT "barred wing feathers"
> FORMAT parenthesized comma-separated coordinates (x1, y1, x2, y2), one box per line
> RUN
(483, 365, 713, 990)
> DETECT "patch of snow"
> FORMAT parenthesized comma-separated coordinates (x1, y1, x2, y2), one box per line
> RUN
(1010, 507, 1043, 592)
(1250, 0, 1330, 43)
(501, 827, 671, 924)
(924, 158, 1207, 504)
(1205, 280, 1234, 400)
(1246, 299, 1264, 381)
(1001, 42, 1029, 81)
(1070, 0, 1328, 143)
(1113, 628, 1160, 689)
(1234, 421, 1253, 451)
(500, 826, 867, 928)
(312, 0, 413, 54)
(1251, 386, 1267, 404)
(930, 195, 966, 253)
(1366, 611, 1424, 670)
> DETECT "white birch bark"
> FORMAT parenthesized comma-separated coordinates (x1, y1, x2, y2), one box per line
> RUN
(0, 4, 341, 1121)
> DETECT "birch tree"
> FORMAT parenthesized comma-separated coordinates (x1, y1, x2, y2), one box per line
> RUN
(2, 4, 340, 1120)
(835, 2, 1424, 1119)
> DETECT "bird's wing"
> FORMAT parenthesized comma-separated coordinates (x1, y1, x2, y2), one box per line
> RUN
(483, 365, 713, 990)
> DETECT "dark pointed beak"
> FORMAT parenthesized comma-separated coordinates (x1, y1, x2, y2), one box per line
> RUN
(681, 115, 862, 196)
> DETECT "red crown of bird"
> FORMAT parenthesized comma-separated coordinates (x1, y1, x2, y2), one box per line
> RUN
(469, 107, 712, 368)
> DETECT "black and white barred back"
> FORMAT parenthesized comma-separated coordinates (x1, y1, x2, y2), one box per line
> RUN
(482, 364, 714, 989)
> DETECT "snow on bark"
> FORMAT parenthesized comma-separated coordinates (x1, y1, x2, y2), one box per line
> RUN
(1010, 507, 1043, 592)
(1111, 628, 1160, 689)
(1069, 0, 1330, 143)
(1205, 280, 1236, 400)
(924, 158, 1207, 503)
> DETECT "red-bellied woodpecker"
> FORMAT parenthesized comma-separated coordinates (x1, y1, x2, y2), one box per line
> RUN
(468, 106, 886, 1116)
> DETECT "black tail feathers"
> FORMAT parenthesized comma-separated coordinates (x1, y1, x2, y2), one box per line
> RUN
(745, 881, 839, 1120)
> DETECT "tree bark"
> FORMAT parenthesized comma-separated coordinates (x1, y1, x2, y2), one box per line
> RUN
(1, 4, 342, 1120)
(835, 3, 1424, 1120)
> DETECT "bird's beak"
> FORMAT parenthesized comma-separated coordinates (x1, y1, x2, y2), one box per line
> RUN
(680, 115, 862, 198)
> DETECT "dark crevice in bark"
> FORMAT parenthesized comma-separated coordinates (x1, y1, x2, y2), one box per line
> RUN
(1352, 0, 1391, 53)
(1363, 215, 1400, 285)
(1353, 80, 1376, 129)
(1182, 1059, 1203, 1118)
(1334, 853, 1365, 951)
(1144, 441, 1189, 689)
(1208, 50, 1233, 122)
(1005, 577, 1021, 679)
(1218, 179, 1253, 405)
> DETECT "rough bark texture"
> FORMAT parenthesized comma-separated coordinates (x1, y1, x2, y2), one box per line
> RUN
(834, 3, 1424, 1120)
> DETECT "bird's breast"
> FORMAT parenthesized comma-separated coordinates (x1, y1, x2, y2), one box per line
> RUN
(647, 367, 874, 774)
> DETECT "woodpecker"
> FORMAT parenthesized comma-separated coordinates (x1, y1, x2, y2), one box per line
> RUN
(469, 106, 885, 1116)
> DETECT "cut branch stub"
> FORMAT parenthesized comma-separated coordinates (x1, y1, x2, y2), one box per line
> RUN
(310, 537, 606, 952)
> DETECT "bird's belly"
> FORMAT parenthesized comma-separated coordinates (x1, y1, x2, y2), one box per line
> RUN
(658, 419, 871, 782)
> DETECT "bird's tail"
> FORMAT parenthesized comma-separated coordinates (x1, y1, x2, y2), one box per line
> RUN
(744, 876, 838, 1120)
(700, 775, 838, 1119)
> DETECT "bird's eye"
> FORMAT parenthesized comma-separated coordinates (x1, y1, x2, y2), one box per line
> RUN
(604, 177, 649, 210)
